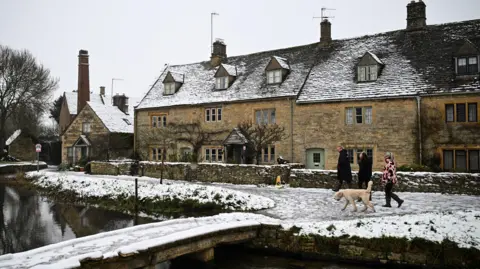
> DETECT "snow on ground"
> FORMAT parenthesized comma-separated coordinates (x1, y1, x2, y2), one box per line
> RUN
(26, 171, 275, 211)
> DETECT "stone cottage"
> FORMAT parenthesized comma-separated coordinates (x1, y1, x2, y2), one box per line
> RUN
(134, 0, 480, 172)
(60, 50, 138, 164)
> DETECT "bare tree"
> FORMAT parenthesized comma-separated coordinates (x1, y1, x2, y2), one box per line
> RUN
(169, 121, 228, 162)
(237, 120, 287, 165)
(0, 45, 58, 156)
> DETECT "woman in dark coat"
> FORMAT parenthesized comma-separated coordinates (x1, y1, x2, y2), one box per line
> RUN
(334, 146, 352, 191)
(358, 152, 372, 189)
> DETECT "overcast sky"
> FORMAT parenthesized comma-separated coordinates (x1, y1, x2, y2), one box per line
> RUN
(1, 0, 479, 101)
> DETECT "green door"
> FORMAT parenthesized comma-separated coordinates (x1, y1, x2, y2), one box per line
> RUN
(306, 148, 325, 169)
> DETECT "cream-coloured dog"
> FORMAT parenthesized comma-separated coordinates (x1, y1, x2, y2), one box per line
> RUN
(333, 181, 376, 212)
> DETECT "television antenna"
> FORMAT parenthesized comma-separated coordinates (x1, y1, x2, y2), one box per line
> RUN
(313, 7, 335, 21)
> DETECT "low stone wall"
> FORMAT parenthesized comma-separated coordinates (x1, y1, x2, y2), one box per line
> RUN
(195, 163, 293, 185)
(140, 161, 192, 181)
(0, 163, 48, 175)
(290, 169, 480, 195)
(245, 225, 480, 268)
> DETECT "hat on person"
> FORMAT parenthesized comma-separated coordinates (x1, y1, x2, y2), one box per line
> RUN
(384, 152, 394, 161)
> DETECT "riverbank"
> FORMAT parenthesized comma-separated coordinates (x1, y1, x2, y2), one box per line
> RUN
(24, 171, 275, 217)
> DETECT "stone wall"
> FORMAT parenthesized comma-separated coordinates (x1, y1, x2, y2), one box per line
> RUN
(0, 163, 48, 175)
(88, 161, 480, 195)
(290, 169, 480, 195)
(245, 225, 480, 268)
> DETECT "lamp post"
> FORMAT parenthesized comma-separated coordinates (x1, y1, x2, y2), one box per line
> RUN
(111, 78, 124, 105)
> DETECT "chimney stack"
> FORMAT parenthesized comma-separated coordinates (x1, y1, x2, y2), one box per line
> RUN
(320, 19, 332, 45)
(99, 86, 105, 96)
(406, 0, 427, 31)
(77, 50, 90, 114)
(113, 93, 129, 114)
(210, 39, 227, 68)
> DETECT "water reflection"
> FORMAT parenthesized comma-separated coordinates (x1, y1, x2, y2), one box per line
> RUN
(0, 182, 155, 254)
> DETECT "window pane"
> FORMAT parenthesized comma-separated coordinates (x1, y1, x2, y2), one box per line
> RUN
(346, 149, 354, 164)
(152, 148, 156, 161)
(262, 110, 269, 124)
(458, 58, 467, 66)
(358, 67, 365, 81)
(365, 107, 372, 124)
(152, 116, 157, 127)
(456, 104, 466, 122)
(468, 57, 477, 65)
(455, 150, 467, 171)
(263, 147, 269, 162)
(345, 108, 353, 125)
(270, 146, 275, 162)
(270, 109, 276, 124)
(355, 108, 363, 124)
(274, 70, 282, 83)
(211, 149, 216, 162)
(458, 58, 467, 74)
(215, 78, 220, 89)
(255, 110, 262, 124)
(445, 104, 454, 122)
(206, 109, 210, 121)
(267, 71, 274, 84)
(468, 103, 477, 122)
(163, 116, 167, 127)
(313, 153, 321, 163)
(469, 150, 479, 172)
(217, 108, 222, 121)
(443, 150, 453, 170)
(369, 65, 377, 80)
(218, 148, 223, 162)
(205, 149, 210, 161)
(212, 108, 216, 122)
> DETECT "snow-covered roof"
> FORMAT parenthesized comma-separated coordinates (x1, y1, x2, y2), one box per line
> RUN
(366, 51, 384, 65)
(221, 64, 237, 76)
(273, 56, 290, 70)
(298, 19, 480, 103)
(64, 92, 109, 115)
(5, 129, 21, 146)
(169, 71, 184, 83)
(87, 102, 134, 133)
(137, 43, 318, 109)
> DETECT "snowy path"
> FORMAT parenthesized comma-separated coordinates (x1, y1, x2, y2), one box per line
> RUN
(0, 213, 272, 269)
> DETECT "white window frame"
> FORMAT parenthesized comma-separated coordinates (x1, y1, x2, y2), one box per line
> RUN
(345, 108, 354, 125)
(267, 70, 282, 84)
(456, 56, 479, 75)
(82, 122, 91, 133)
(151, 147, 166, 161)
(345, 107, 372, 125)
(262, 145, 275, 163)
(255, 108, 276, 125)
(205, 107, 222, 122)
(151, 114, 167, 128)
(204, 147, 224, 162)
(164, 82, 176, 95)
(215, 77, 229, 90)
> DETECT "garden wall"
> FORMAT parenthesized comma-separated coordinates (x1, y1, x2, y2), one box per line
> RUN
(89, 162, 480, 195)
(244, 225, 480, 268)
(0, 162, 48, 175)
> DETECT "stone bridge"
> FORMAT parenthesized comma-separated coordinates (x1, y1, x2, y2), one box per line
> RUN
(0, 214, 267, 269)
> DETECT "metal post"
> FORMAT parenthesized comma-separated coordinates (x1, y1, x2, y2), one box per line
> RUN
(134, 178, 138, 225)
(37, 152, 39, 172)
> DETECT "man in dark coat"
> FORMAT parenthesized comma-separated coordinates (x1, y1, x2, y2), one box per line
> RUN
(334, 146, 352, 191)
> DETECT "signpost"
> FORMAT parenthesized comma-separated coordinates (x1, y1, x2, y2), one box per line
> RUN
(35, 144, 42, 172)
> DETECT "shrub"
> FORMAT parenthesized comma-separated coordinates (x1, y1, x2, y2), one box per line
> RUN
(57, 163, 70, 171)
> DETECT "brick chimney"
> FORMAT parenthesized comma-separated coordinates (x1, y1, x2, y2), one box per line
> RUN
(77, 50, 90, 114)
(320, 19, 332, 45)
(210, 39, 227, 68)
(406, 0, 427, 31)
(99, 86, 105, 96)
(112, 93, 129, 114)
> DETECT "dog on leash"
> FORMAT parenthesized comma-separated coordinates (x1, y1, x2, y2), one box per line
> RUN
(333, 181, 375, 212)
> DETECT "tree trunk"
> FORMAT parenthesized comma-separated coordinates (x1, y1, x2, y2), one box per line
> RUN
(0, 116, 7, 158)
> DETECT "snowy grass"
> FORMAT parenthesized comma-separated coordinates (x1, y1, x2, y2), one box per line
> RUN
(282, 210, 480, 250)
(26, 171, 275, 212)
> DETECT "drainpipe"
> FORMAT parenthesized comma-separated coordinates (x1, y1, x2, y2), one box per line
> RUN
(289, 98, 294, 162)
(416, 95, 422, 165)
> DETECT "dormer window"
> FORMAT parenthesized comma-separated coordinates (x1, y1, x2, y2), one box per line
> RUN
(358, 65, 378, 82)
(216, 77, 228, 90)
(457, 56, 478, 75)
(164, 82, 176, 95)
(265, 56, 290, 85)
(267, 70, 282, 84)
(213, 64, 236, 90)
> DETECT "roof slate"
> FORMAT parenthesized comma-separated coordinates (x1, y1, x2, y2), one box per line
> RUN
(221, 64, 237, 76)
(137, 43, 318, 109)
(273, 56, 290, 70)
(137, 19, 480, 109)
(87, 102, 134, 133)
(64, 92, 108, 115)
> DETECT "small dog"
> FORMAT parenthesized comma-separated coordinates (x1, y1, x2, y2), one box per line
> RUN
(333, 181, 376, 212)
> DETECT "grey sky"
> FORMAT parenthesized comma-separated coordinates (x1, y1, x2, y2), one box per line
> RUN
(1, 0, 479, 101)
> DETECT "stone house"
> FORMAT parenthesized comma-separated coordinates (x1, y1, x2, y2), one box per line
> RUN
(4, 129, 38, 161)
(60, 50, 138, 164)
(135, 1, 480, 172)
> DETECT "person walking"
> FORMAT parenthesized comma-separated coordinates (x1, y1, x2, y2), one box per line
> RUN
(381, 152, 404, 208)
(358, 151, 373, 201)
(333, 146, 352, 191)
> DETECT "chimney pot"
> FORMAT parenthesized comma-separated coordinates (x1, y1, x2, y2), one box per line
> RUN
(406, 0, 427, 31)
(210, 39, 227, 68)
